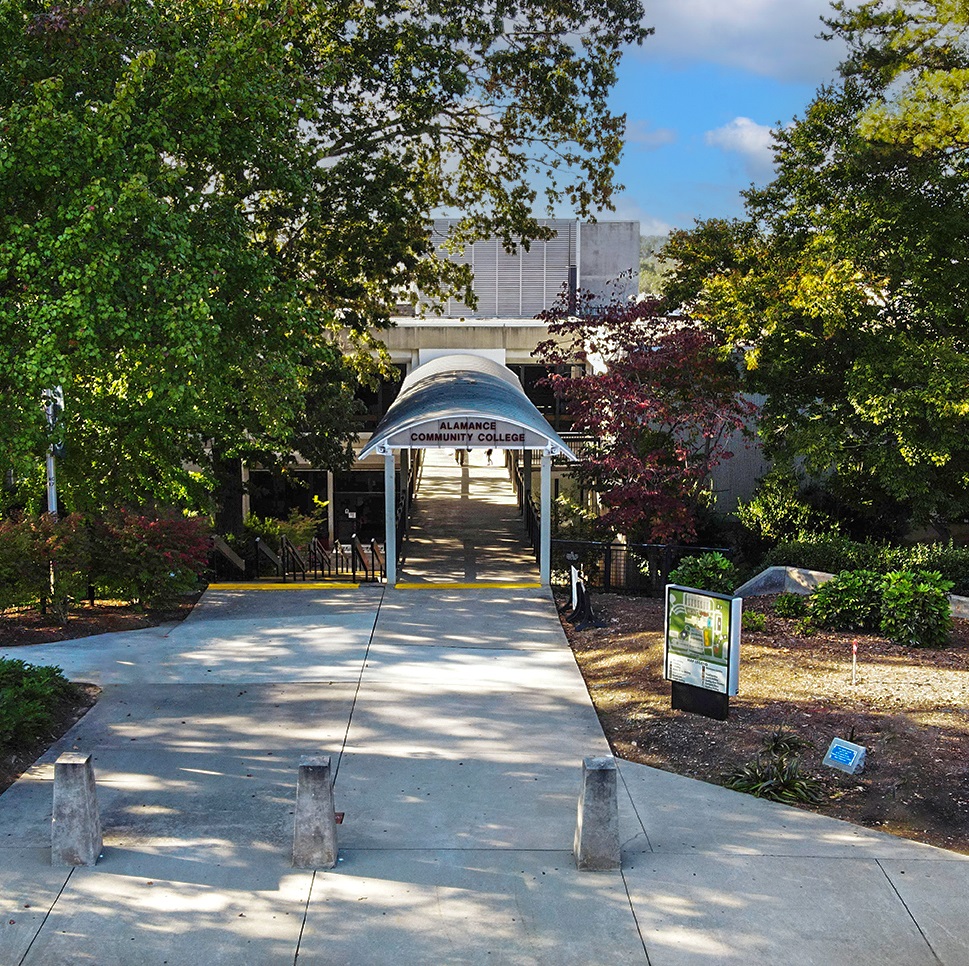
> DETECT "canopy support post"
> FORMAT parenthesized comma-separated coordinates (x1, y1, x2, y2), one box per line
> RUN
(383, 450, 397, 586)
(540, 448, 552, 586)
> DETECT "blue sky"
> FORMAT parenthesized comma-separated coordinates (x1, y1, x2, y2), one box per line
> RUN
(599, 0, 848, 233)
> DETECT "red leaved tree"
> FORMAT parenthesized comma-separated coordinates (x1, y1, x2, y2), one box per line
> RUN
(535, 293, 755, 543)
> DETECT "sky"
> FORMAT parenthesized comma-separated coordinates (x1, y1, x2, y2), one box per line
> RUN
(600, 0, 849, 234)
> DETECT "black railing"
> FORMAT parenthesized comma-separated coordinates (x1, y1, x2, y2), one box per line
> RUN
(394, 449, 422, 564)
(278, 535, 307, 582)
(241, 534, 386, 583)
(552, 539, 733, 596)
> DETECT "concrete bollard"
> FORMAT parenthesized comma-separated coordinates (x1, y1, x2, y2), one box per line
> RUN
(574, 756, 620, 871)
(293, 756, 338, 869)
(52, 752, 102, 867)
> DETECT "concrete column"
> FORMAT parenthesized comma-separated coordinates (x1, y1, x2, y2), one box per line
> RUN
(293, 756, 338, 869)
(540, 449, 552, 586)
(52, 752, 102, 867)
(574, 756, 620, 871)
(384, 451, 397, 586)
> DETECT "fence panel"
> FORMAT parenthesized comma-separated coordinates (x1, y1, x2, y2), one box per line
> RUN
(551, 540, 731, 596)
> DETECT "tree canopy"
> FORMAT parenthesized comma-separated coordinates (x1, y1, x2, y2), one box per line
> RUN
(662, 0, 969, 534)
(1, 0, 648, 513)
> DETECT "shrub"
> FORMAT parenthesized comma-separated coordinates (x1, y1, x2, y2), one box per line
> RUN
(879, 570, 952, 648)
(896, 543, 969, 597)
(761, 726, 813, 758)
(742, 610, 767, 632)
(0, 514, 91, 614)
(761, 533, 883, 574)
(0, 659, 77, 748)
(669, 552, 737, 595)
(809, 570, 883, 632)
(760, 535, 969, 596)
(773, 592, 808, 619)
(723, 729, 824, 805)
(99, 510, 210, 607)
(736, 471, 827, 543)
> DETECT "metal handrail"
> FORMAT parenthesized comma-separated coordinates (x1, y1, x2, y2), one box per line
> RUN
(279, 535, 307, 582)
(308, 537, 332, 578)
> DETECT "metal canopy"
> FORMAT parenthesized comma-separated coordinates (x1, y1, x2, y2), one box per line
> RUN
(357, 354, 576, 588)
(359, 354, 577, 459)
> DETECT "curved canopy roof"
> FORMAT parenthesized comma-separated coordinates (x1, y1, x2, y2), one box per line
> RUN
(359, 354, 577, 460)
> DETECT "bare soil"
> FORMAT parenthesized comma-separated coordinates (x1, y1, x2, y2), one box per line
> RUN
(560, 592, 969, 855)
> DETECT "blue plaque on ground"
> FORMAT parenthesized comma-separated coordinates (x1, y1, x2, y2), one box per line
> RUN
(823, 738, 867, 774)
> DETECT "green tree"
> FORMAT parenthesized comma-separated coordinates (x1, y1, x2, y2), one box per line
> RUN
(1, 0, 649, 513)
(662, 3, 969, 535)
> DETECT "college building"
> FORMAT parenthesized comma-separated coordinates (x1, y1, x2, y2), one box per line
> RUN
(241, 219, 765, 550)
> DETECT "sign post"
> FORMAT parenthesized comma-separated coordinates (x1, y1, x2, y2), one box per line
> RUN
(664, 585, 741, 721)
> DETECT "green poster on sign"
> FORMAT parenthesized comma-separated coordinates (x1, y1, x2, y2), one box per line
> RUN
(664, 585, 741, 695)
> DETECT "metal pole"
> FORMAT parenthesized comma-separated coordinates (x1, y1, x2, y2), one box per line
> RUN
(540, 449, 552, 586)
(384, 450, 397, 586)
(46, 449, 57, 517)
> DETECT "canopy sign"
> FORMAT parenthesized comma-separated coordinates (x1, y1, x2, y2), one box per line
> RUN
(385, 418, 549, 449)
(664, 585, 741, 696)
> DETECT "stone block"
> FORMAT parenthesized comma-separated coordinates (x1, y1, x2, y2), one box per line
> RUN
(51, 752, 102, 867)
(293, 756, 338, 869)
(574, 756, 620, 871)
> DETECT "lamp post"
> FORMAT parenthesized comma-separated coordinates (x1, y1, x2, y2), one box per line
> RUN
(42, 385, 64, 519)
(41, 386, 64, 613)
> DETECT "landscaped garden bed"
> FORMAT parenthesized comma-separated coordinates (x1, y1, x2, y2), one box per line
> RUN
(561, 591, 969, 855)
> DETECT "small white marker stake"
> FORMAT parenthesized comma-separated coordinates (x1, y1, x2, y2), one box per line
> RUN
(852, 639, 858, 686)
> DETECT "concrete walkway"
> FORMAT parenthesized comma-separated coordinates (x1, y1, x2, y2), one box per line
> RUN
(1, 456, 967, 964)
(399, 448, 539, 585)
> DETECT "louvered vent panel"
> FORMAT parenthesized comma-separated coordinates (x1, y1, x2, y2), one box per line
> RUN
(469, 237, 499, 317)
(543, 220, 574, 310)
(521, 239, 550, 317)
(496, 244, 523, 316)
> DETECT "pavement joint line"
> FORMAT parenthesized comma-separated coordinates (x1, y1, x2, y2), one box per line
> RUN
(875, 858, 945, 965)
(620, 866, 653, 965)
(18, 867, 74, 966)
(333, 586, 386, 787)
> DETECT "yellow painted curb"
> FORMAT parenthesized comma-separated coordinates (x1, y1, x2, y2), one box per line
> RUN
(393, 582, 542, 590)
(206, 582, 363, 591)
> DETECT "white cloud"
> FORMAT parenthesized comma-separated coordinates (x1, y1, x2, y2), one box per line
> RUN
(705, 117, 776, 177)
(643, 0, 845, 84)
(625, 119, 677, 149)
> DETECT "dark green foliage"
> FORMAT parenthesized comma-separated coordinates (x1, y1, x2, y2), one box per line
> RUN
(810, 570, 883, 632)
(742, 610, 767, 632)
(761, 726, 813, 758)
(668, 552, 738, 595)
(773, 592, 809, 619)
(761, 534, 883, 574)
(802, 566, 953, 647)
(736, 471, 830, 543)
(896, 544, 969, 597)
(879, 570, 953, 648)
(724, 729, 824, 805)
(0, 659, 77, 748)
(762, 535, 969, 595)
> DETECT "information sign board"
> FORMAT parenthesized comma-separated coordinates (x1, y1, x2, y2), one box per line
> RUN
(664, 585, 741, 696)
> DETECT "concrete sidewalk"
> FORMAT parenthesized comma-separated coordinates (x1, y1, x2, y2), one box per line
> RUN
(1, 584, 967, 965)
